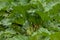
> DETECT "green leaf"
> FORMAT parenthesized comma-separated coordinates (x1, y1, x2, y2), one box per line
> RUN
(50, 32, 60, 40)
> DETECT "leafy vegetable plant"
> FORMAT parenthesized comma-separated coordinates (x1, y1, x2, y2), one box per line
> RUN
(0, 0, 60, 40)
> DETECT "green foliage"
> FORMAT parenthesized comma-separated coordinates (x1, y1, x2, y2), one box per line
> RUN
(0, 0, 60, 40)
